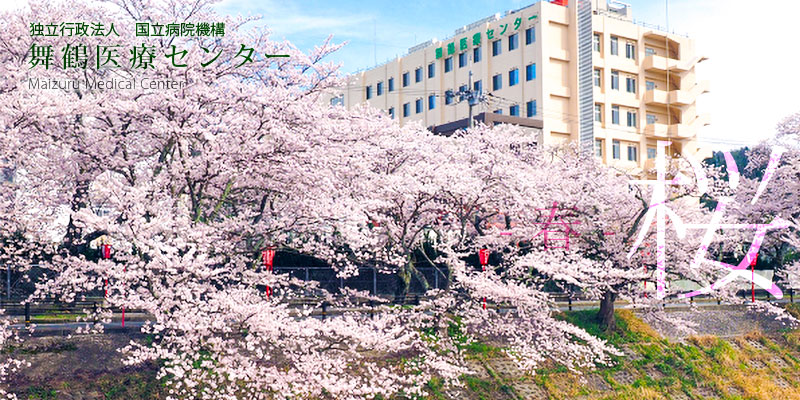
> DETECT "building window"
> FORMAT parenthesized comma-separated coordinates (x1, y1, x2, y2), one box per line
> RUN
(444, 57, 453, 73)
(627, 145, 638, 161)
(402, 72, 409, 87)
(610, 36, 618, 56)
(445, 89, 454, 105)
(595, 139, 603, 157)
(647, 114, 657, 125)
(645, 47, 656, 57)
(611, 105, 620, 125)
(428, 62, 435, 79)
(509, 68, 519, 86)
(593, 68, 601, 87)
(473, 46, 481, 62)
(611, 70, 619, 90)
(492, 39, 502, 56)
(526, 100, 537, 117)
(388, 77, 395, 92)
(492, 74, 502, 91)
(594, 104, 602, 122)
(627, 110, 637, 127)
(646, 80, 655, 91)
(428, 94, 436, 110)
(366, 85, 372, 99)
(403, 103, 410, 117)
(626, 77, 636, 93)
(525, 27, 535, 45)
(526, 63, 536, 81)
(510, 104, 520, 116)
(415, 67, 422, 83)
(494, 109, 503, 114)
(593, 33, 600, 52)
(388, 107, 394, 119)
(612, 140, 620, 160)
(459, 84, 468, 94)
(647, 147, 657, 159)
(377, 81, 383, 96)
(474, 80, 482, 93)
(625, 42, 636, 59)
(508, 33, 519, 51)
(459, 52, 467, 68)
(415, 99, 422, 114)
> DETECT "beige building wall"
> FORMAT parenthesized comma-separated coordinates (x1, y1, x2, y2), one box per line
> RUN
(325, 0, 709, 172)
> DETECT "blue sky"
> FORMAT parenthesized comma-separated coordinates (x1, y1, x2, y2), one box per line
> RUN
(214, 0, 800, 151)
(216, 0, 674, 74)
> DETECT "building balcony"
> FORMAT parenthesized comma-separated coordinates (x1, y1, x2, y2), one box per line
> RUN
(644, 80, 710, 107)
(672, 80, 710, 105)
(643, 54, 707, 73)
(644, 113, 710, 139)
(643, 89, 668, 106)
(644, 122, 670, 138)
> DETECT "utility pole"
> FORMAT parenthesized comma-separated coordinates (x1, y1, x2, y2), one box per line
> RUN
(467, 70, 475, 128)
(446, 70, 485, 129)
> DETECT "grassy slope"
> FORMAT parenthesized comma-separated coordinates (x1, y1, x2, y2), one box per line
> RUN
(430, 306, 800, 400)
(13, 306, 800, 399)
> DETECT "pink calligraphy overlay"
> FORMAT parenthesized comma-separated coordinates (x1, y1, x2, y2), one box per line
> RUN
(533, 201, 581, 250)
(629, 142, 787, 300)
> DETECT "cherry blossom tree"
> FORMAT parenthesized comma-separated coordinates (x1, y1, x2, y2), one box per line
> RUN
(0, 0, 623, 397)
(2, 0, 765, 397)
(720, 112, 800, 299)
(334, 124, 621, 370)
(0, 0, 470, 397)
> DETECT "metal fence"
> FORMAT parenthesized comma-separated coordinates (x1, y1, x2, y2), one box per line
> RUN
(276, 266, 449, 296)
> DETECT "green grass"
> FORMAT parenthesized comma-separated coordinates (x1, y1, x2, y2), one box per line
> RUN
(5, 341, 78, 355)
(25, 386, 57, 400)
(30, 313, 88, 322)
(97, 372, 164, 400)
(556, 309, 658, 346)
(462, 374, 515, 400)
(425, 377, 447, 400)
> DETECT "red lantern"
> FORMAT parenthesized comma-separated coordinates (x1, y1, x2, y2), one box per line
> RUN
(262, 247, 276, 298)
(101, 244, 112, 259)
(100, 243, 111, 298)
(479, 249, 489, 310)
(262, 247, 276, 272)
(478, 249, 489, 269)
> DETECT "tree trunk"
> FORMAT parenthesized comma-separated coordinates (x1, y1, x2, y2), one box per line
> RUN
(62, 178, 91, 256)
(396, 259, 412, 297)
(597, 290, 616, 332)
